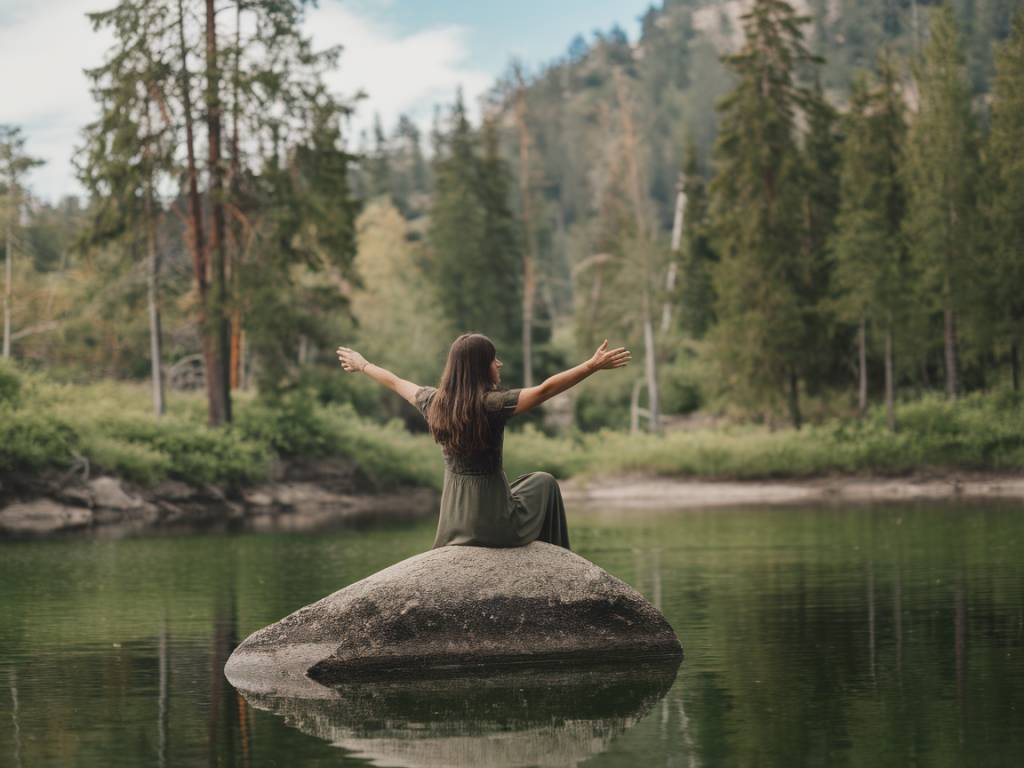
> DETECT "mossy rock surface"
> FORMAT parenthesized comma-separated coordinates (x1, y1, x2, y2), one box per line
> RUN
(225, 541, 683, 696)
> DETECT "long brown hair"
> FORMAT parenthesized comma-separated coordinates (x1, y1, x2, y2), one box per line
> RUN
(426, 333, 500, 455)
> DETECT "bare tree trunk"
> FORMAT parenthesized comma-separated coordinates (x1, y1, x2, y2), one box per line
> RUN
(144, 176, 165, 416)
(788, 367, 802, 430)
(944, 304, 959, 400)
(205, 0, 232, 423)
(515, 79, 537, 387)
(629, 377, 644, 434)
(858, 315, 867, 416)
(1011, 338, 1020, 392)
(145, 221, 165, 416)
(615, 68, 660, 432)
(228, 2, 243, 391)
(643, 295, 660, 431)
(178, 0, 218, 424)
(143, 98, 165, 416)
(2, 212, 11, 359)
(239, 328, 249, 390)
(661, 175, 685, 334)
(885, 325, 896, 432)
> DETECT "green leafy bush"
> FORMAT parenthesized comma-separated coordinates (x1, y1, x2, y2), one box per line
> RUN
(0, 407, 79, 474)
(0, 359, 22, 406)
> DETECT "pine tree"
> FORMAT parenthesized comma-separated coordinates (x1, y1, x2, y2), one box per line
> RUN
(708, 0, 823, 427)
(678, 142, 716, 339)
(428, 93, 523, 376)
(797, 77, 842, 410)
(478, 118, 525, 367)
(903, 2, 979, 400)
(1, 126, 45, 360)
(986, 10, 1024, 390)
(241, 98, 359, 392)
(831, 53, 908, 429)
(79, 0, 174, 415)
(81, 0, 359, 415)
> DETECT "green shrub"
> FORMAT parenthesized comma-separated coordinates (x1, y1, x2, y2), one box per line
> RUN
(504, 425, 587, 480)
(98, 416, 271, 485)
(0, 359, 22, 406)
(81, 434, 172, 485)
(234, 391, 338, 458)
(317, 404, 442, 490)
(0, 406, 79, 474)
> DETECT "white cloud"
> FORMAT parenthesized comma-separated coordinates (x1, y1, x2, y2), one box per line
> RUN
(0, 0, 112, 201)
(304, 2, 491, 144)
(0, 0, 490, 202)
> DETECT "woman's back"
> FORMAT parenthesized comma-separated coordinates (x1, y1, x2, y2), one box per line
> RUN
(414, 385, 521, 475)
(337, 334, 629, 552)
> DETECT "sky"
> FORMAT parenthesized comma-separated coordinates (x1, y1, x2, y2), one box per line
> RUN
(0, 0, 655, 202)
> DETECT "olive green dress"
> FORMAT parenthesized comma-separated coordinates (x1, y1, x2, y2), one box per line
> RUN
(414, 385, 571, 551)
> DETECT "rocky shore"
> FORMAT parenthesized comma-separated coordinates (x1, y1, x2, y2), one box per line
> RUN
(0, 458, 438, 538)
(6, 464, 1023, 538)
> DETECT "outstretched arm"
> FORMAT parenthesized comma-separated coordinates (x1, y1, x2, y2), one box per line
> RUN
(336, 346, 421, 406)
(514, 339, 630, 415)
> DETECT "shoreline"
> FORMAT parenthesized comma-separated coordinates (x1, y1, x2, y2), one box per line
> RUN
(0, 458, 440, 538)
(560, 471, 1024, 509)
(4, 468, 1023, 539)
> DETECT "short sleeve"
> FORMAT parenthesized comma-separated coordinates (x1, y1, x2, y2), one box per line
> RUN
(483, 387, 522, 420)
(414, 386, 438, 419)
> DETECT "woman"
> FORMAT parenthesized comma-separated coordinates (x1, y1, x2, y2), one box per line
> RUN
(336, 333, 631, 551)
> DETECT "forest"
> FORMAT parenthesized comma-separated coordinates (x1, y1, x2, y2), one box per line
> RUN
(3, 0, 1024, 489)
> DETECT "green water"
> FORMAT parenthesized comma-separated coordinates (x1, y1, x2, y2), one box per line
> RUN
(1, 499, 1022, 767)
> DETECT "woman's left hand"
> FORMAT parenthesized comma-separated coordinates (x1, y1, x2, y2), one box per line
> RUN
(336, 346, 369, 373)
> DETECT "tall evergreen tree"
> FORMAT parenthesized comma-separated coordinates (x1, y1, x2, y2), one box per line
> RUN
(79, 0, 174, 415)
(241, 98, 358, 392)
(985, 10, 1024, 390)
(831, 54, 908, 429)
(1, 126, 45, 360)
(678, 142, 717, 339)
(798, 77, 842, 403)
(81, 0, 358, 417)
(708, 0, 823, 428)
(903, 2, 979, 400)
(428, 94, 522, 375)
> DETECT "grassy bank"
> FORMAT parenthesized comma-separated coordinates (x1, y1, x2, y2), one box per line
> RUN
(0, 362, 441, 491)
(3, 360, 1024, 492)
(504, 390, 1024, 481)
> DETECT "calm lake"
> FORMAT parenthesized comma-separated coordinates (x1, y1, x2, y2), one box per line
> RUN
(2, 498, 1022, 767)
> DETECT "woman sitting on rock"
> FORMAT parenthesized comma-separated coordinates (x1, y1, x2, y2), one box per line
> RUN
(336, 333, 631, 551)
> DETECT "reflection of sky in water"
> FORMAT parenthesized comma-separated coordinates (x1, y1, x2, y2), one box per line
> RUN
(2, 499, 1024, 766)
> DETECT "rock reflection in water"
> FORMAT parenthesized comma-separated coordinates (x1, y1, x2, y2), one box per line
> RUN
(237, 661, 679, 768)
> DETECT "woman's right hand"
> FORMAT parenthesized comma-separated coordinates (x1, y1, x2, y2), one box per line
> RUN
(336, 346, 369, 373)
(588, 339, 631, 371)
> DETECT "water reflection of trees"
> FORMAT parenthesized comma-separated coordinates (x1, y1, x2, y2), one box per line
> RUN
(594, 502, 1024, 767)
(3, 504, 1024, 766)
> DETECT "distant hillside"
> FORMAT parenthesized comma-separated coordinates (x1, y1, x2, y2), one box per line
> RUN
(470, 0, 1022, 323)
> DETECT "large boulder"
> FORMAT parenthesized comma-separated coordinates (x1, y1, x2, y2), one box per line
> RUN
(225, 542, 682, 697)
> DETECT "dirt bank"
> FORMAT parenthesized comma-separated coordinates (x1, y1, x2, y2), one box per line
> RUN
(560, 471, 1024, 509)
